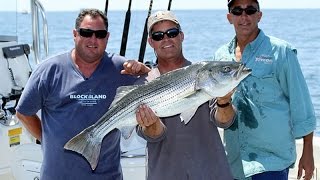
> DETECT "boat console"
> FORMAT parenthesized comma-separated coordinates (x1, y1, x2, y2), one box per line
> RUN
(0, 36, 38, 180)
(0, 37, 32, 126)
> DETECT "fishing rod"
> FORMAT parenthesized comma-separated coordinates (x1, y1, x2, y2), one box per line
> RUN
(154, 0, 173, 66)
(154, 0, 173, 65)
(138, 0, 153, 63)
(168, 0, 173, 10)
(119, 0, 132, 56)
(104, 0, 109, 17)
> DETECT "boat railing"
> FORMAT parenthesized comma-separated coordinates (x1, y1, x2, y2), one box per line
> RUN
(30, 0, 49, 65)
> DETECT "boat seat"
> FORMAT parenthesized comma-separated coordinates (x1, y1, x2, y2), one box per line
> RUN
(0, 41, 31, 98)
(0, 42, 32, 120)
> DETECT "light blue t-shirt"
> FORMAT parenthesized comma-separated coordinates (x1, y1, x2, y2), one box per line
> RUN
(214, 30, 316, 179)
(16, 50, 137, 180)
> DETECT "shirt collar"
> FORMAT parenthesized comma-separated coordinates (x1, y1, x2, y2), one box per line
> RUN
(249, 29, 265, 52)
(227, 29, 266, 54)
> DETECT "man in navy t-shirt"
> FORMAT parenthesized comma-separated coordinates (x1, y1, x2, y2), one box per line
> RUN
(16, 8, 148, 180)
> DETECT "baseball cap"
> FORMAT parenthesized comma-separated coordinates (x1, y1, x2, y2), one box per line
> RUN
(228, 0, 259, 7)
(147, 10, 180, 34)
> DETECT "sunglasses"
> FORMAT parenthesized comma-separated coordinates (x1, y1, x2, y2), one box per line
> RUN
(151, 28, 180, 41)
(77, 28, 108, 39)
(230, 6, 258, 16)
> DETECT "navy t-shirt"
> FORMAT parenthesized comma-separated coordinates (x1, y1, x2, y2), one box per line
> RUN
(16, 50, 137, 180)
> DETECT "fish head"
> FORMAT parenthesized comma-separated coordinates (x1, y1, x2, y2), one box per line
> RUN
(196, 61, 251, 97)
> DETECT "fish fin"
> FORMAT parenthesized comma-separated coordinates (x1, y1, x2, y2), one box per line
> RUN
(179, 91, 202, 124)
(184, 90, 199, 98)
(180, 107, 198, 124)
(110, 85, 140, 107)
(64, 125, 102, 170)
(120, 126, 136, 140)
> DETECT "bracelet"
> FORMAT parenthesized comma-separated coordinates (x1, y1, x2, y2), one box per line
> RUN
(216, 100, 231, 108)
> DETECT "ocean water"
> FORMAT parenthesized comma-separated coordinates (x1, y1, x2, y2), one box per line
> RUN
(0, 9, 319, 136)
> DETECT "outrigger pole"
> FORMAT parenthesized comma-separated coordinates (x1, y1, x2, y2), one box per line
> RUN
(138, 0, 153, 62)
(104, 0, 109, 17)
(119, 0, 132, 56)
(168, 0, 173, 10)
(155, 0, 173, 65)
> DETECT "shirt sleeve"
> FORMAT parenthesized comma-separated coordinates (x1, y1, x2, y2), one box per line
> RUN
(277, 46, 316, 138)
(16, 64, 46, 116)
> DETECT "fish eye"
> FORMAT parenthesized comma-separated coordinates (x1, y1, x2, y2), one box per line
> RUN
(222, 66, 231, 73)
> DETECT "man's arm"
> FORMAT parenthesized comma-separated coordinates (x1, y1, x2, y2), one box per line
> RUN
(136, 104, 164, 138)
(121, 60, 151, 76)
(16, 111, 42, 141)
(297, 132, 314, 180)
(213, 90, 235, 126)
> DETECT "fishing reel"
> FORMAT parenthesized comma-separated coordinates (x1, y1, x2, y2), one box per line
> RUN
(0, 90, 21, 127)
(144, 60, 157, 69)
(0, 107, 19, 126)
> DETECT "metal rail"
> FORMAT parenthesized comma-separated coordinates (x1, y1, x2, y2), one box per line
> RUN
(30, 0, 49, 64)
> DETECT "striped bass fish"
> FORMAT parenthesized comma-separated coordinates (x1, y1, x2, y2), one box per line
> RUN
(64, 61, 251, 170)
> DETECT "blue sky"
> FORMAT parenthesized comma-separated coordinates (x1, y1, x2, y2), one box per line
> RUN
(3, 0, 320, 12)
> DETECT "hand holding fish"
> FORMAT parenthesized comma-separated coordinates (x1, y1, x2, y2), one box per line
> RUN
(136, 104, 165, 138)
(214, 89, 236, 125)
(121, 60, 151, 75)
(216, 88, 235, 105)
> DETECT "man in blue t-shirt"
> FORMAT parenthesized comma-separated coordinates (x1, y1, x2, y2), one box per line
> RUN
(16, 8, 148, 180)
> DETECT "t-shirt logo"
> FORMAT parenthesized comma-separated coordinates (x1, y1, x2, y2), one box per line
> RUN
(255, 55, 273, 64)
(70, 91, 106, 106)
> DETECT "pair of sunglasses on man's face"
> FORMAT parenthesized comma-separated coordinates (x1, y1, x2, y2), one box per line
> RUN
(230, 6, 258, 16)
(77, 28, 108, 39)
(151, 28, 181, 41)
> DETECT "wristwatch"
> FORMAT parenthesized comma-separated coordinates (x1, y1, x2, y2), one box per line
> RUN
(216, 99, 231, 108)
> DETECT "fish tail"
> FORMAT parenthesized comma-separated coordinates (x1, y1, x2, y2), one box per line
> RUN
(64, 125, 102, 170)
